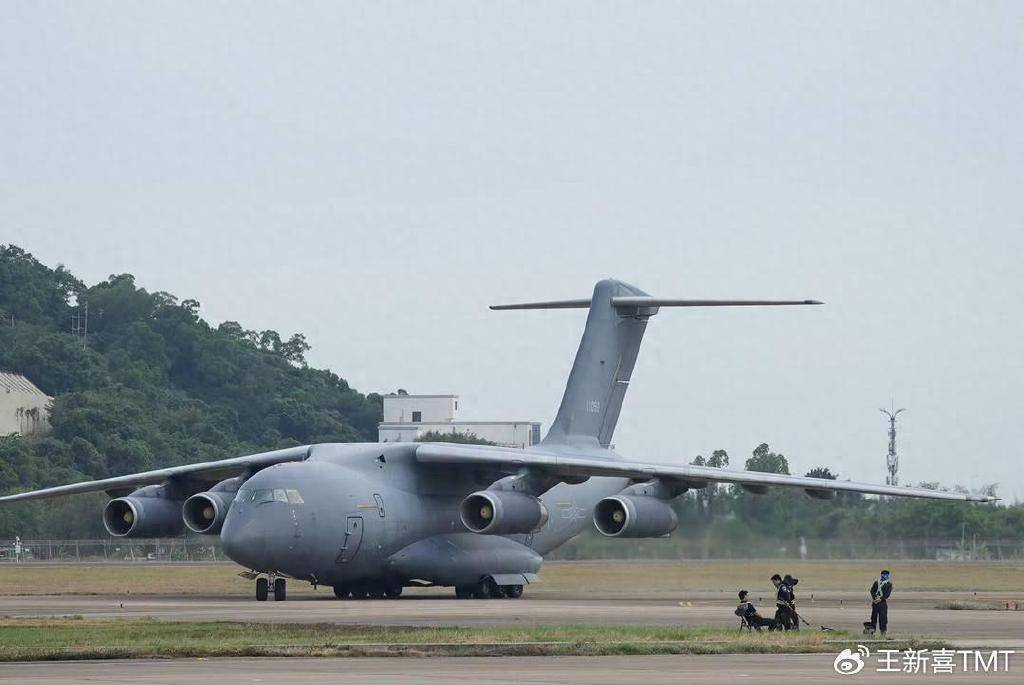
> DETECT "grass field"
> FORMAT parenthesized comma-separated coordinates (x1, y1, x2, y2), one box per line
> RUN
(0, 560, 1022, 596)
(0, 618, 944, 661)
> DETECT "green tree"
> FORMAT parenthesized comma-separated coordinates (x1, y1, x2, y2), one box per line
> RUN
(416, 430, 496, 446)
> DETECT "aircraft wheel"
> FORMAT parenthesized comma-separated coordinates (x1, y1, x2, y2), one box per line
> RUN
(503, 584, 523, 599)
(333, 585, 350, 599)
(455, 585, 473, 599)
(256, 577, 268, 601)
(384, 582, 403, 599)
(475, 578, 498, 599)
(274, 578, 286, 601)
(368, 586, 386, 600)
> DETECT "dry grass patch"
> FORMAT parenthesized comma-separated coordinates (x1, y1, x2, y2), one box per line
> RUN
(0, 560, 1021, 597)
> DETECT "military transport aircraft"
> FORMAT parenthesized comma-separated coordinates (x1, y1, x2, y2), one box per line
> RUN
(0, 280, 995, 601)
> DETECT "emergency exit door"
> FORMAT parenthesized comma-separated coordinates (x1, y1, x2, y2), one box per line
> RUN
(335, 516, 363, 563)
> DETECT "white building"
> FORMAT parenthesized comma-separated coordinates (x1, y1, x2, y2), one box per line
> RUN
(0, 372, 52, 436)
(378, 392, 541, 448)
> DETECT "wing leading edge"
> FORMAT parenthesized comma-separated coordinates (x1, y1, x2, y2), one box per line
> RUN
(0, 445, 312, 503)
(415, 443, 997, 502)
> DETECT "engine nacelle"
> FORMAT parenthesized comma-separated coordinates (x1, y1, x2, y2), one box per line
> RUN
(593, 495, 678, 538)
(103, 485, 184, 538)
(460, 490, 549, 535)
(183, 492, 231, 534)
(182, 476, 244, 535)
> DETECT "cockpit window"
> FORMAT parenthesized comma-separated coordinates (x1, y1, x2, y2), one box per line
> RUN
(235, 487, 304, 504)
(253, 489, 275, 504)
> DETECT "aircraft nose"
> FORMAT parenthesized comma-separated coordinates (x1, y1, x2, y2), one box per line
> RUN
(220, 503, 263, 569)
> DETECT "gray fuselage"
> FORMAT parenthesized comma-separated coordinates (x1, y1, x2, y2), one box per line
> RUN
(220, 442, 628, 588)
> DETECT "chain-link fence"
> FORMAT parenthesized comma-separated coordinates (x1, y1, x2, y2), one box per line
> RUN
(0, 538, 226, 563)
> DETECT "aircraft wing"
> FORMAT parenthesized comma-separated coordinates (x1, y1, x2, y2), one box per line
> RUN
(415, 443, 997, 502)
(0, 445, 312, 503)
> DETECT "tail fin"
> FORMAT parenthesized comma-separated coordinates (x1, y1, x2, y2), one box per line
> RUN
(492, 280, 821, 449)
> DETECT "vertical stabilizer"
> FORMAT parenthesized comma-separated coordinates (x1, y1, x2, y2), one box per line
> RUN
(541, 279, 652, 449)
(489, 281, 822, 450)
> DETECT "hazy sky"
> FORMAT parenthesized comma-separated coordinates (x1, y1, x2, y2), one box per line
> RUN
(3, 3, 1022, 500)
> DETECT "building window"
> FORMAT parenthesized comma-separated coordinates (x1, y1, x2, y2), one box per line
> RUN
(411, 411, 422, 423)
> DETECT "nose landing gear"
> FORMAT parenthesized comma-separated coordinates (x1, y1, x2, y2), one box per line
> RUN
(255, 574, 287, 601)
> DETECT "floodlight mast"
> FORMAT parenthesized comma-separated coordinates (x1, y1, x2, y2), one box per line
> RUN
(879, 406, 905, 486)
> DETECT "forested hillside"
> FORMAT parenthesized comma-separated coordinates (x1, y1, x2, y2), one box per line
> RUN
(0, 245, 382, 536)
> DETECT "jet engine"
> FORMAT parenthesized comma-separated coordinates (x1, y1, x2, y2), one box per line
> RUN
(183, 476, 244, 534)
(593, 495, 678, 538)
(103, 484, 184, 538)
(460, 490, 549, 535)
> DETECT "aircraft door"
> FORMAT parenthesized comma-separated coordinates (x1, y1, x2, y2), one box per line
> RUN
(335, 516, 363, 564)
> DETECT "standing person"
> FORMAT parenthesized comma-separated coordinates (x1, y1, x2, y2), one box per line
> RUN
(771, 573, 796, 630)
(783, 574, 800, 630)
(864, 569, 893, 636)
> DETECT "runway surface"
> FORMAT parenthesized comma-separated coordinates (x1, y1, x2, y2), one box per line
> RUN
(3, 591, 1023, 646)
(2, 654, 1020, 684)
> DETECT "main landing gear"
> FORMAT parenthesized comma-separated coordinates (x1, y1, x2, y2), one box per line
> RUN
(455, 577, 524, 599)
(255, 574, 287, 601)
(333, 579, 404, 600)
(329, 576, 525, 600)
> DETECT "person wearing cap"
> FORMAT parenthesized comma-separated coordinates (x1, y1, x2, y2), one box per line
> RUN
(864, 569, 893, 636)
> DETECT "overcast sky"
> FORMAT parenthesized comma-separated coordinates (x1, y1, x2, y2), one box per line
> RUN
(3, 2, 1022, 501)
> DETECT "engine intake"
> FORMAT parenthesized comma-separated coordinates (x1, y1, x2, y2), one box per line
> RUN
(103, 485, 184, 538)
(460, 490, 549, 535)
(182, 476, 243, 535)
(183, 491, 232, 534)
(593, 495, 678, 538)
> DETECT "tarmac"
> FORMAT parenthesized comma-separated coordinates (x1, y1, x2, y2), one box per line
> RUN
(3, 591, 1023, 644)
(2, 588, 1023, 682)
(2, 654, 1020, 684)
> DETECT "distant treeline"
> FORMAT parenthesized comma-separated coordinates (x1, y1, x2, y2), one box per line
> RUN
(557, 445, 1024, 560)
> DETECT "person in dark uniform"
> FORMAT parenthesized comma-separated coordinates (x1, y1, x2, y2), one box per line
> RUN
(771, 573, 797, 630)
(782, 574, 800, 630)
(864, 569, 893, 636)
(737, 590, 778, 631)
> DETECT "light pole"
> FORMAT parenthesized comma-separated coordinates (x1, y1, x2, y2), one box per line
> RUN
(879, 406, 905, 486)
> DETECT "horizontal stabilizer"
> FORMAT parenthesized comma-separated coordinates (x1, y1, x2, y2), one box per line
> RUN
(490, 299, 591, 310)
(612, 297, 823, 308)
(491, 297, 822, 310)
